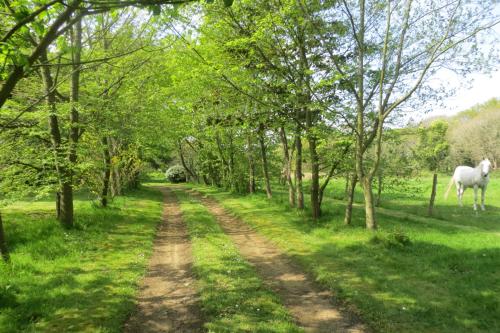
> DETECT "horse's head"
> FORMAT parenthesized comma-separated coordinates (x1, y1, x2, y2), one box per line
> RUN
(481, 159, 491, 178)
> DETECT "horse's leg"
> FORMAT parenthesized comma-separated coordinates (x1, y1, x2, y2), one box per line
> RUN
(473, 185, 478, 211)
(481, 187, 485, 211)
(458, 183, 464, 207)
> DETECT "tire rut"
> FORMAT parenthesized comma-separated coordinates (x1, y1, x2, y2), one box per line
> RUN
(123, 187, 203, 333)
(187, 189, 367, 333)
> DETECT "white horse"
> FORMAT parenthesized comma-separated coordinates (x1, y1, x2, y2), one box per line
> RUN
(444, 159, 492, 211)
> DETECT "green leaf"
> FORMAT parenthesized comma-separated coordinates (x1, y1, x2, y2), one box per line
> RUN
(223, 0, 234, 6)
(151, 5, 161, 16)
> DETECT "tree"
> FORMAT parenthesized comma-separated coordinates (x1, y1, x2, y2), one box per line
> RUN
(337, 0, 499, 229)
(417, 120, 449, 216)
(448, 100, 500, 168)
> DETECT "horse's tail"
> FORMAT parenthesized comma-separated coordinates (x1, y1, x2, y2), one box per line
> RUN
(444, 175, 455, 199)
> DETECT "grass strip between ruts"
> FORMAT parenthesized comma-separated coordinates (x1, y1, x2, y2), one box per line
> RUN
(175, 189, 302, 333)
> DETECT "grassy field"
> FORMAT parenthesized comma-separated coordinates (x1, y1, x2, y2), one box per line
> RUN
(188, 172, 500, 333)
(0, 188, 163, 332)
(175, 189, 302, 333)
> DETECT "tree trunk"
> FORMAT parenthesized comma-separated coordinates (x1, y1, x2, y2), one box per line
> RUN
(428, 173, 438, 216)
(361, 176, 377, 230)
(0, 212, 10, 262)
(305, 105, 320, 219)
(308, 134, 320, 219)
(344, 173, 350, 200)
(56, 192, 61, 219)
(280, 126, 295, 207)
(60, 183, 74, 227)
(375, 173, 383, 207)
(101, 136, 111, 207)
(258, 124, 272, 199)
(295, 126, 304, 209)
(0, 3, 77, 109)
(40, 50, 73, 228)
(344, 173, 358, 225)
(247, 135, 256, 193)
(109, 138, 121, 197)
(179, 141, 196, 182)
(68, 17, 81, 170)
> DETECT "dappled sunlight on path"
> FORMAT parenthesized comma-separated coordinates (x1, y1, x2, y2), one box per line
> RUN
(123, 187, 202, 333)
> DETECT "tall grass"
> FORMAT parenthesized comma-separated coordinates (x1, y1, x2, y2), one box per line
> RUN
(0, 188, 163, 332)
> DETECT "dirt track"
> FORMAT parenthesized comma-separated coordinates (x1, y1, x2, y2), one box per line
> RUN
(123, 187, 203, 333)
(188, 189, 367, 333)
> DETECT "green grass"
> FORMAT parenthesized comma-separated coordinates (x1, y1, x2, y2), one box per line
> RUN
(187, 174, 500, 333)
(325, 172, 500, 231)
(175, 190, 302, 333)
(0, 187, 163, 333)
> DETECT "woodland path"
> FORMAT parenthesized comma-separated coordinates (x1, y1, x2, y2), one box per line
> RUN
(123, 187, 203, 333)
(185, 188, 367, 333)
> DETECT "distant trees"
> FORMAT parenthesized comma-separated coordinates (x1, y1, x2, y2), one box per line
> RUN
(448, 100, 500, 169)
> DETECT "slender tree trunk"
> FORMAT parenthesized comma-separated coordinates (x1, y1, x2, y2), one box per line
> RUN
(109, 138, 121, 197)
(428, 173, 438, 216)
(215, 134, 230, 188)
(179, 141, 195, 182)
(344, 173, 350, 200)
(362, 176, 376, 230)
(68, 17, 81, 171)
(247, 135, 256, 193)
(344, 173, 358, 225)
(376, 173, 383, 207)
(0, 212, 10, 262)
(306, 110, 321, 219)
(228, 132, 236, 191)
(280, 126, 295, 207)
(295, 126, 304, 209)
(40, 50, 73, 228)
(56, 192, 61, 219)
(101, 137, 111, 207)
(258, 124, 272, 199)
(318, 162, 338, 208)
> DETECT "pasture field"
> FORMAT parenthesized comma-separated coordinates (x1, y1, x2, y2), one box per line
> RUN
(188, 172, 500, 333)
(0, 188, 163, 332)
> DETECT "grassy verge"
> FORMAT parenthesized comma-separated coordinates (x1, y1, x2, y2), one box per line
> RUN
(188, 184, 500, 333)
(0, 187, 163, 333)
(175, 190, 302, 333)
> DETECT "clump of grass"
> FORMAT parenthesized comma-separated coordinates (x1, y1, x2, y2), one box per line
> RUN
(369, 230, 412, 249)
(175, 190, 302, 333)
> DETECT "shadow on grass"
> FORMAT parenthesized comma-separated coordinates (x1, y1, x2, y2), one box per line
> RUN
(297, 239, 500, 333)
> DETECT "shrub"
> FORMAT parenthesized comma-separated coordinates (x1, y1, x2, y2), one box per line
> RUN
(165, 165, 186, 183)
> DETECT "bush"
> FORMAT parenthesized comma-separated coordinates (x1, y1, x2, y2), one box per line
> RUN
(165, 165, 186, 183)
